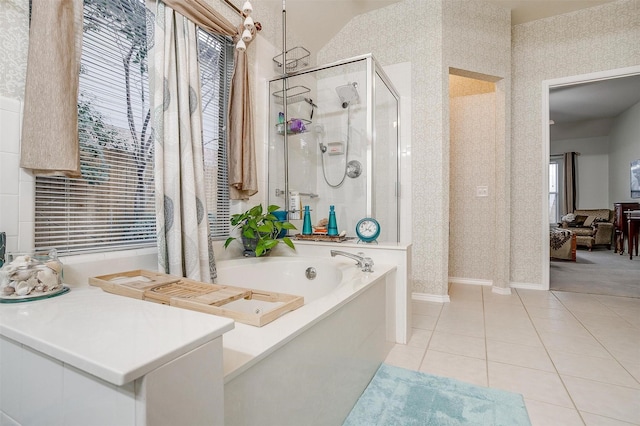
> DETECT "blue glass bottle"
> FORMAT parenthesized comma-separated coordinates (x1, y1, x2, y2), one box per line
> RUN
(327, 205, 338, 236)
(302, 206, 313, 235)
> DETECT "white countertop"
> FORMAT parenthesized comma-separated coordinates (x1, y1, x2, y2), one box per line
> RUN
(0, 286, 234, 386)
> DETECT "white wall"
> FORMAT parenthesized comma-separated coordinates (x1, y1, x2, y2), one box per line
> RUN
(609, 101, 640, 204)
(551, 136, 610, 209)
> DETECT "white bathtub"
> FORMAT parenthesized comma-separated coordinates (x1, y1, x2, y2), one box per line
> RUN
(217, 255, 396, 426)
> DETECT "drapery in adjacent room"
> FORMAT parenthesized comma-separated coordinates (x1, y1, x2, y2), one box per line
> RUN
(563, 152, 577, 215)
(152, 2, 216, 281)
(20, 0, 83, 177)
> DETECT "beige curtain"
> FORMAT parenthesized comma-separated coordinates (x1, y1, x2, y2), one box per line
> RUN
(163, 0, 258, 200)
(20, 0, 83, 177)
(228, 30, 258, 200)
(563, 152, 577, 215)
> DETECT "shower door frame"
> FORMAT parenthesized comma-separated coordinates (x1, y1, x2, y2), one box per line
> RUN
(267, 53, 402, 242)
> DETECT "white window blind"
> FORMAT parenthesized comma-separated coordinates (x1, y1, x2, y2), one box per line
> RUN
(34, 0, 232, 255)
(198, 29, 233, 239)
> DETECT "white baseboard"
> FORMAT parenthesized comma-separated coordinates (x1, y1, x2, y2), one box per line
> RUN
(510, 281, 546, 290)
(412, 292, 450, 303)
(491, 286, 512, 295)
(448, 277, 493, 286)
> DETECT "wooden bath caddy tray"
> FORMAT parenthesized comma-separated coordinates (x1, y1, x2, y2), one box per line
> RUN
(88, 270, 304, 327)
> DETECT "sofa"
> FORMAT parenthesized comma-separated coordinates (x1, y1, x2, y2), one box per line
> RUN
(561, 209, 615, 250)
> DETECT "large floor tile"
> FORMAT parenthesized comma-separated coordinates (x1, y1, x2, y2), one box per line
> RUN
(485, 322, 543, 347)
(419, 350, 487, 387)
(614, 309, 640, 329)
(384, 344, 425, 371)
(557, 299, 619, 317)
(406, 328, 433, 349)
(434, 317, 486, 339)
(592, 334, 640, 362)
(428, 331, 486, 359)
(581, 411, 639, 426)
(593, 295, 640, 311)
(448, 283, 483, 300)
(483, 287, 524, 306)
(412, 300, 443, 317)
(519, 290, 566, 309)
(524, 399, 583, 426)
(617, 355, 640, 384)
(562, 375, 640, 424)
(549, 351, 640, 389)
(531, 316, 594, 338)
(439, 305, 485, 321)
(412, 313, 439, 331)
(539, 331, 612, 359)
(572, 310, 636, 331)
(525, 305, 574, 320)
(486, 339, 555, 372)
(488, 361, 573, 408)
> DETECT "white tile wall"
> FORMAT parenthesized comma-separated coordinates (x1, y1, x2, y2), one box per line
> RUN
(0, 96, 33, 254)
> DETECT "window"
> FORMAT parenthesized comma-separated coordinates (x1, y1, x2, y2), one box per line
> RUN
(549, 156, 563, 224)
(198, 29, 233, 238)
(34, 0, 232, 255)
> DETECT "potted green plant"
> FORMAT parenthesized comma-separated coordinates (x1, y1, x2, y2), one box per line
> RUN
(224, 204, 296, 257)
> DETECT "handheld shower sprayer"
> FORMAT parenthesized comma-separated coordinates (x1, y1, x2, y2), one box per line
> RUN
(319, 142, 327, 153)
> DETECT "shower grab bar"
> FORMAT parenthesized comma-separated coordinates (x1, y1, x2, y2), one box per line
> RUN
(275, 189, 319, 198)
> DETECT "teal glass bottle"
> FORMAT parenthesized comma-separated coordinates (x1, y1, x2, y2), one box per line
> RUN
(302, 205, 313, 235)
(327, 205, 338, 236)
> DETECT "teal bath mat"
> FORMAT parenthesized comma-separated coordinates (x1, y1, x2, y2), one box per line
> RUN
(344, 363, 531, 426)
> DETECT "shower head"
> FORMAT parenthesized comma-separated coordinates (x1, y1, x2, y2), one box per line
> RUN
(336, 82, 359, 108)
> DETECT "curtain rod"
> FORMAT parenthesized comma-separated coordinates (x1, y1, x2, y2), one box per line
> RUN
(222, 0, 243, 16)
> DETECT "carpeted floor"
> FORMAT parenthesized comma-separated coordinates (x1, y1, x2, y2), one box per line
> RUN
(550, 247, 640, 298)
(343, 364, 531, 426)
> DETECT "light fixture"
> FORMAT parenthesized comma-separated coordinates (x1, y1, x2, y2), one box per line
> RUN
(242, 28, 253, 42)
(244, 15, 254, 30)
(236, 39, 246, 52)
(242, 1, 253, 15)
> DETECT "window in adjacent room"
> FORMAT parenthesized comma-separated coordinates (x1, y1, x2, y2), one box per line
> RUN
(549, 156, 563, 224)
(34, 0, 232, 255)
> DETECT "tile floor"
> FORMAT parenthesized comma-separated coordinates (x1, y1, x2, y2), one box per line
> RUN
(384, 284, 640, 425)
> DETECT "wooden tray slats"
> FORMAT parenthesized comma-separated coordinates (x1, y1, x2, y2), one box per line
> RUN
(89, 270, 303, 327)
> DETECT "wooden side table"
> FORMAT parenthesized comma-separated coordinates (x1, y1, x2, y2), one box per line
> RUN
(626, 210, 640, 260)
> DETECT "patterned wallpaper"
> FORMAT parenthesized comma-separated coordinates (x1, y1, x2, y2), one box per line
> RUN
(511, 0, 640, 285)
(0, 0, 29, 100)
(319, 0, 510, 295)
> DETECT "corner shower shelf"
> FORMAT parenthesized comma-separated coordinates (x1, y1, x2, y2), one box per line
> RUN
(272, 85, 310, 105)
(273, 46, 310, 73)
(275, 118, 311, 135)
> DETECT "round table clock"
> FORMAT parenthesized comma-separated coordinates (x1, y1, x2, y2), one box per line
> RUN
(356, 218, 380, 243)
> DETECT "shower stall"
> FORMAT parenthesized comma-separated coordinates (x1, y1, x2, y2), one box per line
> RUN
(268, 54, 400, 242)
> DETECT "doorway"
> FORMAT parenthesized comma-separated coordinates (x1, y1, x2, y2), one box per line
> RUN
(448, 68, 509, 293)
(541, 65, 640, 292)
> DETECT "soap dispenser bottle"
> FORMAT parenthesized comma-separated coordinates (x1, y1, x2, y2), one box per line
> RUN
(327, 205, 338, 236)
(302, 205, 313, 235)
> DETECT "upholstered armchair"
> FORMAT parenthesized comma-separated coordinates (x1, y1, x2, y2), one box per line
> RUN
(562, 209, 615, 250)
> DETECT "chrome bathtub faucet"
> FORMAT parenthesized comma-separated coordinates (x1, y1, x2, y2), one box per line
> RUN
(330, 250, 374, 272)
